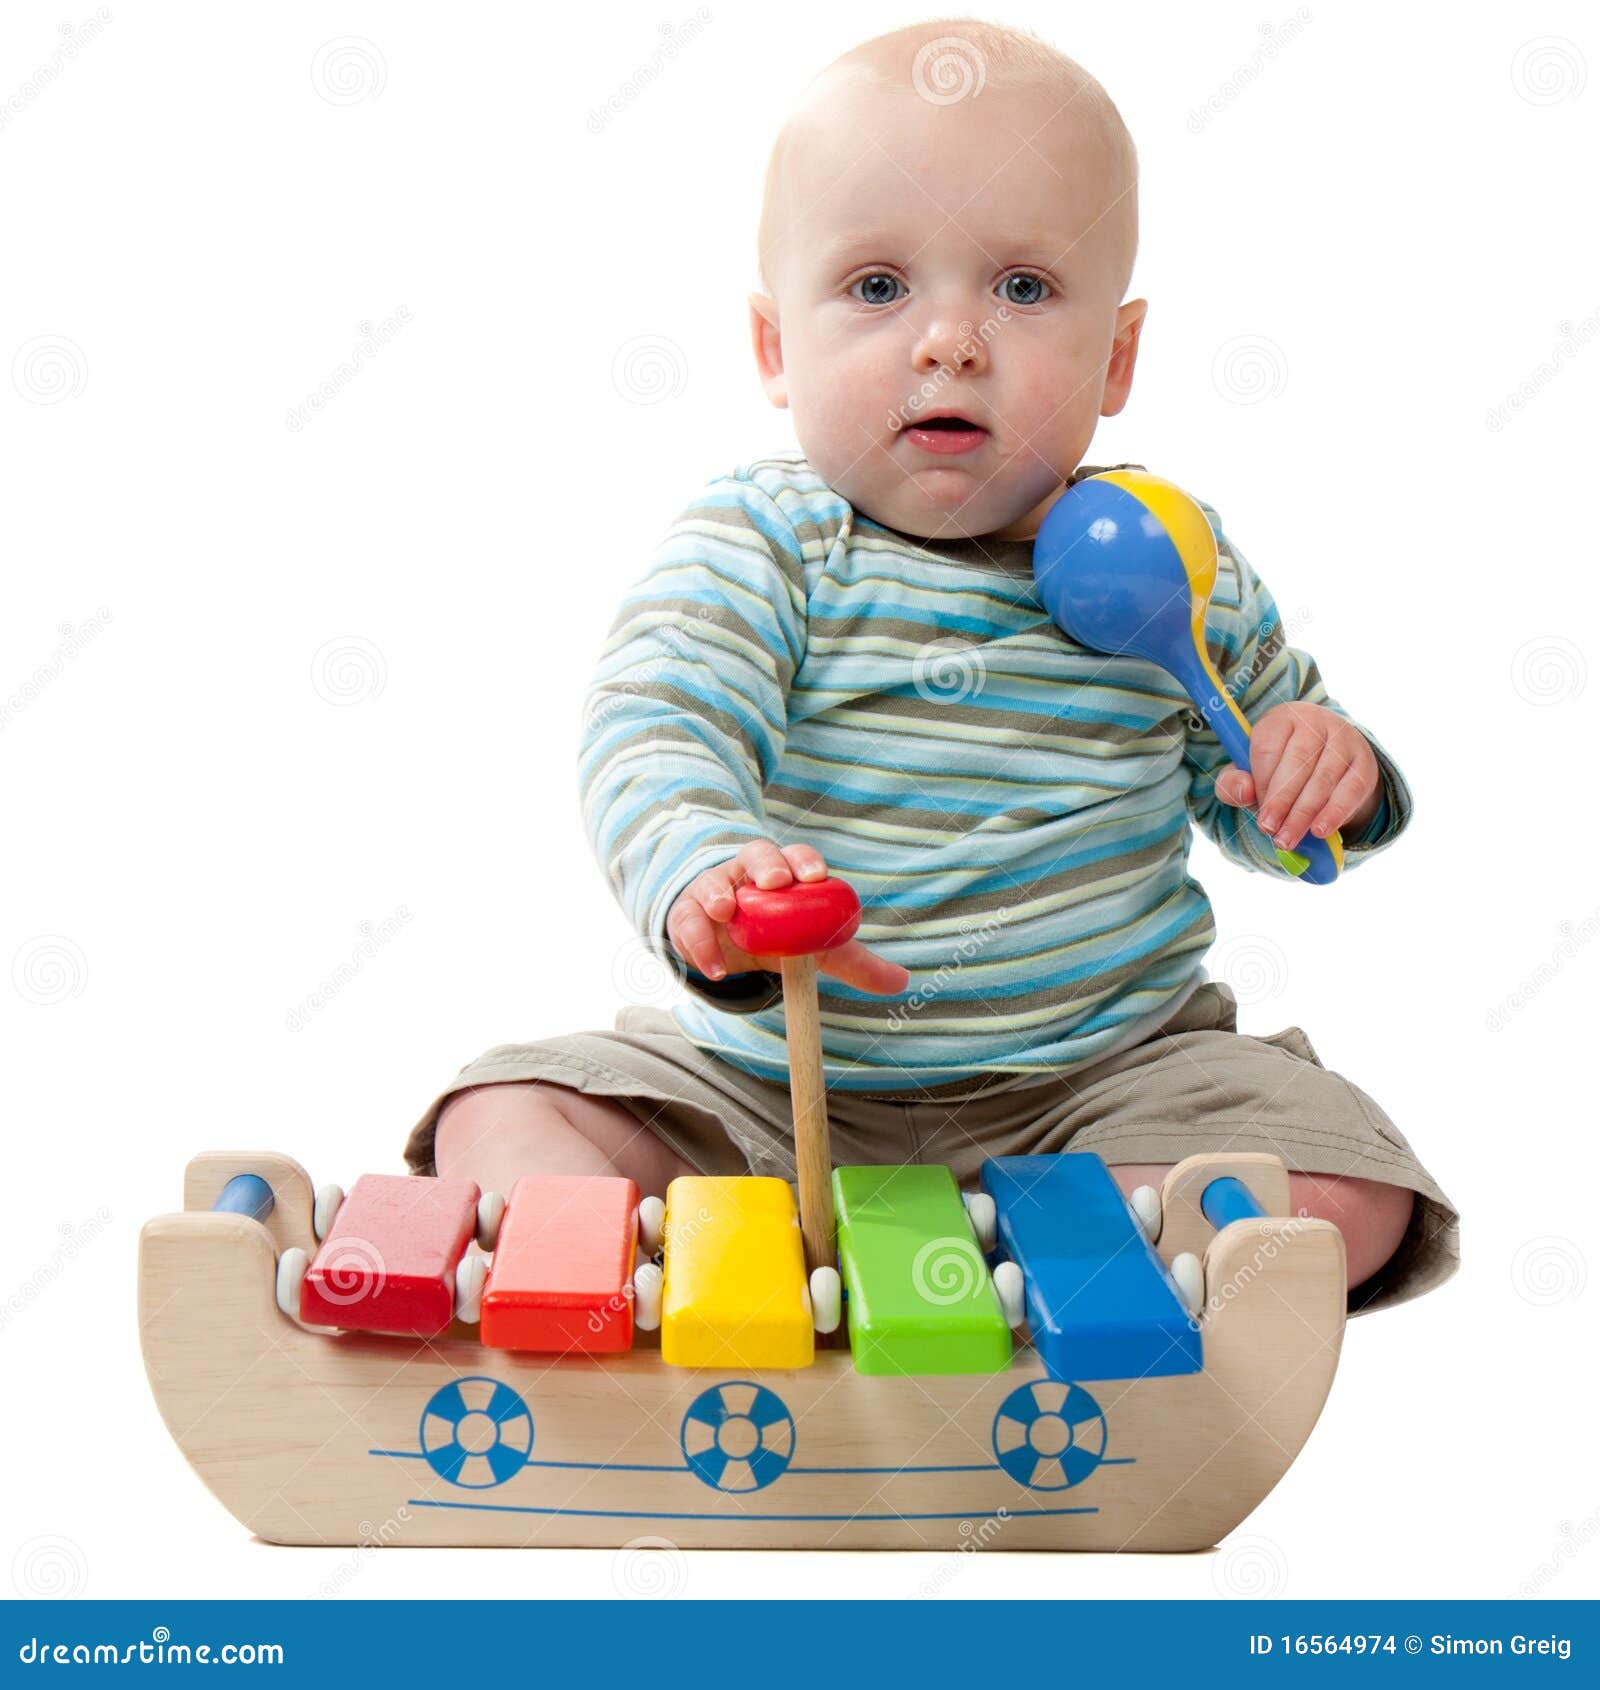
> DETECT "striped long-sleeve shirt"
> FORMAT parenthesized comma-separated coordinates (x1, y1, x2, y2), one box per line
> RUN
(577, 451, 1412, 1091)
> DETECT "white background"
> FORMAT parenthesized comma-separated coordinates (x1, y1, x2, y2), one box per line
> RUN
(3, 0, 1596, 1603)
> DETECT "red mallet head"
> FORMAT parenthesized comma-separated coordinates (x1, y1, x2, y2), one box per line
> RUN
(729, 877, 861, 959)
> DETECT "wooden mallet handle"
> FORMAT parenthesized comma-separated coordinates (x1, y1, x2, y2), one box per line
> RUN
(728, 876, 861, 1280)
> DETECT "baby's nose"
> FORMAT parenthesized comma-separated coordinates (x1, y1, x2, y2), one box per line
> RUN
(911, 316, 988, 376)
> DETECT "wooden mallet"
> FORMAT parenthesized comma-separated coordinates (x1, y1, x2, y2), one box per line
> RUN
(728, 875, 861, 1281)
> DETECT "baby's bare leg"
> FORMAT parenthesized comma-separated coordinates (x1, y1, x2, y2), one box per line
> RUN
(434, 1081, 695, 1197)
(1108, 1162, 1414, 1290)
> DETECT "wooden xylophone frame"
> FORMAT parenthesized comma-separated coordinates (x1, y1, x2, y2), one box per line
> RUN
(138, 1150, 1346, 1552)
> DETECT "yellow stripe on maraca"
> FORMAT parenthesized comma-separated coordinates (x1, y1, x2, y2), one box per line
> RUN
(1093, 470, 1347, 881)
(1092, 469, 1254, 742)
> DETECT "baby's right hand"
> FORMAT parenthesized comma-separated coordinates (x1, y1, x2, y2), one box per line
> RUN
(666, 840, 910, 996)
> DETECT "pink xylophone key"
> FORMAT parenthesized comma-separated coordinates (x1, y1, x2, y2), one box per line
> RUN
(301, 1173, 479, 1335)
(480, 1174, 639, 1353)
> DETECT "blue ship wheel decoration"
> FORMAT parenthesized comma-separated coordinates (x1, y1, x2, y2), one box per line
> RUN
(680, 1381, 796, 1493)
(419, 1377, 534, 1489)
(992, 1380, 1108, 1490)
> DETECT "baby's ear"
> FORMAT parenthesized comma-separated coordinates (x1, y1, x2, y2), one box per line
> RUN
(748, 291, 787, 408)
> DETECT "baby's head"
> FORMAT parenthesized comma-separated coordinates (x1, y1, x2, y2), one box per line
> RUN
(751, 19, 1143, 541)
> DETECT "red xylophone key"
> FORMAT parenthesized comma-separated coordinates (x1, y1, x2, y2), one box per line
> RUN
(480, 1174, 640, 1353)
(301, 1173, 479, 1335)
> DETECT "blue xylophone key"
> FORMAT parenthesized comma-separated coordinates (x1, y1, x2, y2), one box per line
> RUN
(981, 1153, 1203, 1381)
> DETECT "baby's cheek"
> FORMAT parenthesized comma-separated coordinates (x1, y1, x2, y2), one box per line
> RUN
(807, 370, 894, 453)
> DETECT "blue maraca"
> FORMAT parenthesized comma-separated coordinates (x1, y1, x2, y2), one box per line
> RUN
(1033, 469, 1343, 885)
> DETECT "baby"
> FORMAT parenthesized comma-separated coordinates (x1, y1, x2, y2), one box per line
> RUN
(407, 19, 1458, 1309)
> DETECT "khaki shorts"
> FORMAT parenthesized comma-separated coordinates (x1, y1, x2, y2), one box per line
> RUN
(402, 982, 1458, 1314)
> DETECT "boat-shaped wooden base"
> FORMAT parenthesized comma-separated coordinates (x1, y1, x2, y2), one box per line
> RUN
(139, 1151, 1345, 1551)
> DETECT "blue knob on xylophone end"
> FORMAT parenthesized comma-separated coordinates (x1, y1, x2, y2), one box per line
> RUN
(1033, 469, 1344, 885)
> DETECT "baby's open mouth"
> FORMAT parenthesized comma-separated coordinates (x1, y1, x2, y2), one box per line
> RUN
(902, 413, 989, 456)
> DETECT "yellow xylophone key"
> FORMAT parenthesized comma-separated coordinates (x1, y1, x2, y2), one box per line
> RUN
(660, 1176, 813, 1369)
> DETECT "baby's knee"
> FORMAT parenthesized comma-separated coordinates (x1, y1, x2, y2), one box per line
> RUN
(1289, 1171, 1414, 1288)
(438, 1080, 585, 1140)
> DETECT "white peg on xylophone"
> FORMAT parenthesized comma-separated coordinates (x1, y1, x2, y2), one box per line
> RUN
(1170, 1251, 1204, 1319)
(992, 1260, 1026, 1328)
(633, 1261, 663, 1331)
(275, 1247, 309, 1320)
(1128, 1184, 1161, 1245)
(809, 1265, 842, 1334)
(638, 1195, 665, 1257)
(312, 1183, 344, 1243)
(476, 1191, 506, 1252)
(455, 1253, 489, 1324)
(962, 1190, 998, 1253)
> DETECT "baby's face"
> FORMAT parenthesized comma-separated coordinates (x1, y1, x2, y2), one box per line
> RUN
(752, 75, 1143, 541)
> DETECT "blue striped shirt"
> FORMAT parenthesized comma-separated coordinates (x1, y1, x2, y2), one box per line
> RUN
(577, 453, 1411, 1090)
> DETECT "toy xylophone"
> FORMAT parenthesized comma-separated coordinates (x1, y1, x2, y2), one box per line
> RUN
(138, 880, 1347, 1551)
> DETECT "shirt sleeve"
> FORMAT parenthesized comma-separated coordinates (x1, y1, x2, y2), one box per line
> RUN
(577, 472, 809, 1001)
(1182, 505, 1413, 877)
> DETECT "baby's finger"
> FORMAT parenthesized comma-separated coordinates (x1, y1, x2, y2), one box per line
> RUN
(1310, 762, 1376, 840)
(1244, 708, 1295, 799)
(1255, 726, 1324, 834)
(818, 938, 910, 997)
(1213, 765, 1256, 808)
(735, 839, 796, 891)
(1272, 746, 1353, 850)
(665, 896, 726, 979)
(779, 843, 828, 881)
(683, 860, 742, 923)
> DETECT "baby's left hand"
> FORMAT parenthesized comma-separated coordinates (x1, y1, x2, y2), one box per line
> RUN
(1211, 702, 1381, 852)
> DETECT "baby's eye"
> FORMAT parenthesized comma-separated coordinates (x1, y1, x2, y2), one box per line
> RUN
(850, 272, 906, 306)
(998, 272, 1051, 306)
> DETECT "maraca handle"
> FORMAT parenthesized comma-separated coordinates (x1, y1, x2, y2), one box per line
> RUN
(1176, 651, 1344, 888)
